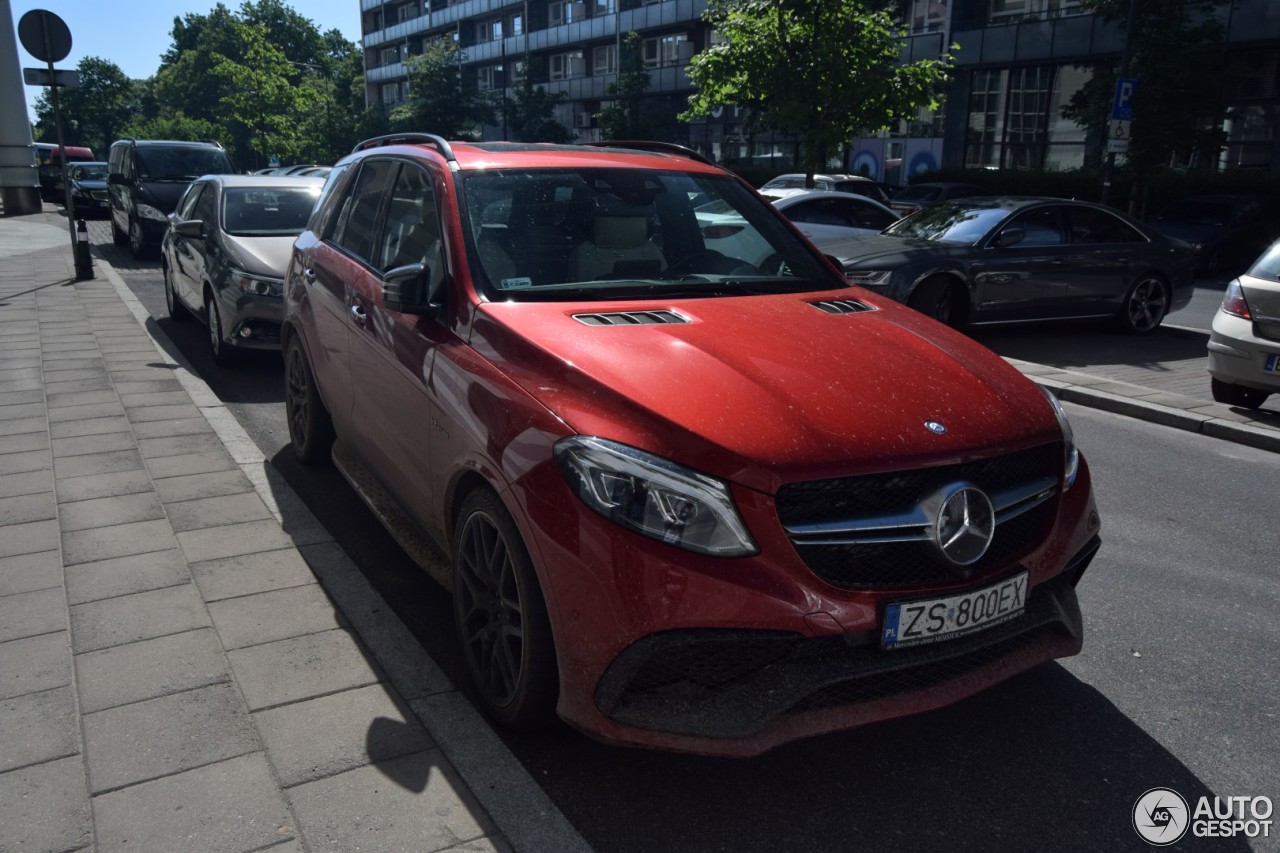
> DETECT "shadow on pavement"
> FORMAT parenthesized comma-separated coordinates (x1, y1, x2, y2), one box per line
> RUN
(972, 323, 1208, 373)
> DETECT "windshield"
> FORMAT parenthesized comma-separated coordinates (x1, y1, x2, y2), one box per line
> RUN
(893, 186, 943, 203)
(73, 164, 108, 180)
(222, 187, 320, 237)
(137, 146, 233, 181)
(1155, 200, 1234, 227)
(459, 169, 843, 301)
(884, 201, 1010, 244)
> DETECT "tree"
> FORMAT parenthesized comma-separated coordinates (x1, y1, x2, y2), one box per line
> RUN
(682, 0, 953, 182)
(1061, 0, 1227, 217)
(596, 33, 651, 140)
(32, 57, 136, 154)
(390, 40, 495, 139)
(503, 56, 574, 143)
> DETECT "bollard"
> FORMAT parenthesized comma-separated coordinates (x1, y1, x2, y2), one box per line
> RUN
(74, 217, 93, 280)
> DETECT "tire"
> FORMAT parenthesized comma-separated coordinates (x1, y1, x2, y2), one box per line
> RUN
(452, 489, 558, 730)
(128, 218, 150, 260)
(163, 265, 192, 323)
(111, 217, 127, 246)
(1117, 273, 1168, 335)
(204, 293, 237, 366)
(908, 276, 965, 329)
(1211, 377, 1269, 410)
(284, 335, 335, 465)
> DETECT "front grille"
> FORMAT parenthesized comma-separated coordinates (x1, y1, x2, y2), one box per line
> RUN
(777, 444, 1060, 590)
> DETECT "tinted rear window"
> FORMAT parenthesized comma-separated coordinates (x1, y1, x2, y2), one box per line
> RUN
(1246, 241, 1280, 282)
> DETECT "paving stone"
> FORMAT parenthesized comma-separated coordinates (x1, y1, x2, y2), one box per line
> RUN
(117, 390, 192, 408)
(64, 549, 190, 606)
(0, 686, 79, 772)
(0, 415, 46, 436)
(48, 414, 131, 438)
(178, 519, 294, 564)
(44, 357, 105, 372)
(43, 368, 109, 386)
(167, 492, 274, 533)
(0, 632, 71, 700)
(70, 583, 210, 653)
(254, 684, 433, 788)
(55, 468, 153, 503)
(0, 448, 48, 476)
(45, 400, 123, 422)
(127, 403, 202, 423)
(0, 380, 42, 396)
(0, 518, 59, 559)
(58, 490, 163, 532)
(112, 379, 183, 395)
(190, 548, 316, 602)
(208, 583, 345, 651)
(0, 549, 60, 597)
(93, 753, 297, 853)
(75, 628, 230, 714)
(154, 469, 254, 503)
(111, 368, 184, 385)
(0, 469, 52, 500)
(0, 756, 92, 853)
(148, 450, 239, 479)
(43, 377, 111, 395)
(50, 431, 136, 458)
(46, 388, 117, 408)
(0, 401, 43, 420)
(131, 416, 215, 440)
(62, 518, 176, 566)
(137, 432, 225, 461)
(286, 752, 493, 852)
(0, 586, 66, 643)
(0, 491, 56, 527)
(228, 628, 381, 711)
(0, 430, 50, 454)
(83, 683, 259, 794)
(53, 448, 145, 480)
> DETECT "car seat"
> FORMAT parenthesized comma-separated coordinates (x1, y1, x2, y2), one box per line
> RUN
(567, 214, 665, 281)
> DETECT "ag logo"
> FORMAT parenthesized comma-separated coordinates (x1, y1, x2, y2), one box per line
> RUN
(1133, 788, 1189, 846)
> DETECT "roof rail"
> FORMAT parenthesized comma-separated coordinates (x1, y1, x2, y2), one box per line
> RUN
(580, 140, 712, 165)
(351, 133, 456, 162)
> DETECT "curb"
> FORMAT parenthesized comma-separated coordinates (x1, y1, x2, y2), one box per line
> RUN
(93, 252, 595, 853)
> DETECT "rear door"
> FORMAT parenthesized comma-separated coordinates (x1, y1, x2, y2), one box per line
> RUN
(1059, 204, 1147, 315)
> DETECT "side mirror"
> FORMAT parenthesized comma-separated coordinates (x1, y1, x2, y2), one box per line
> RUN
(174, 220, 204, 239)
(382, 263, 441, 315)
(993, 227, 1025, 248)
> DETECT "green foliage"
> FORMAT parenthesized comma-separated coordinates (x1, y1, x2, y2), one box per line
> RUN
(503, 57, 574, 143)
(391, 40, 496, 139)
(596, 33, 651, 140)
(682, 0, 953, 178)
(32, 57, 136, 154)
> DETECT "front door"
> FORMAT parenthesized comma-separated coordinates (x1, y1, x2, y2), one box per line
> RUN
(972, 205, 1070, 321)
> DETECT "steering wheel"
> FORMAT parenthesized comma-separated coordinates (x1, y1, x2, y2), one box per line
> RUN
(666, 250, 759, 278)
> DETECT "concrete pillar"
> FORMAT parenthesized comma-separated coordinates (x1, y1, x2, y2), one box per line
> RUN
(0, 0, 40, 216)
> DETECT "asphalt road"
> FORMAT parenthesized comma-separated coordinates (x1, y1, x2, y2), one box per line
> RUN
(92, 228, 1276, 852)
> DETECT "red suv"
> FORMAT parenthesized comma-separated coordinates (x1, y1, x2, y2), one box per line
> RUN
(282, 135, 1101, 756)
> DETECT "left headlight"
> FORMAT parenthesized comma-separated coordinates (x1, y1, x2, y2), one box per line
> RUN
(1040, 386, 1079, 489)
(231, 269, 283, 297)
(555, 436, 758, 557)
(844, 269, 892, 286)
(137, 204, 167, 222)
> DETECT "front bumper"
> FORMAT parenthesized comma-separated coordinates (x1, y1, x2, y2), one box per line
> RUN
(1208, 310, 1280, 393)
(214, 286, 284, 351)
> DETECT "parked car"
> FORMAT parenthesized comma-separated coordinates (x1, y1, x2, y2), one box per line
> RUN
(161, 174, 323, 364)
(759, 172, 892, 204)
(818, 196, 1196, 333)
(108, 138, 237, 259)
(1208, 238, 1280, 409)
(889, 181, 989, 217)
(282, 134, 1100, 757)
(1147, 194, 1280, 277)
(698, 190, 898, 263)
(32, 142, 96, 202)
(66, 162, 110, 217)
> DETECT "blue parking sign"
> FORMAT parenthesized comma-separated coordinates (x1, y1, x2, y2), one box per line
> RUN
(1112, 78, 1136, 121)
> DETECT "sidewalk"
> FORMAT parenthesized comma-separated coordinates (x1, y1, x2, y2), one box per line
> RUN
(0, 230, 591, 853)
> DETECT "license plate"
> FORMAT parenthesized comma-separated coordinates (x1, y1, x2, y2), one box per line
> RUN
(1266, 353, 1279, 374)
(881, 572, 1028, 650)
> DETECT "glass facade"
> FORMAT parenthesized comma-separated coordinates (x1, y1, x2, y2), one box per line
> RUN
(965, 63, 1091, 170)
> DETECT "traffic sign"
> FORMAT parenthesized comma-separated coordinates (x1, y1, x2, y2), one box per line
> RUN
(1111, 77, 1136, 121)
(23, 67, 80, 88)
(1107, 117, 1131, 153)
(17, 10, 72, 63)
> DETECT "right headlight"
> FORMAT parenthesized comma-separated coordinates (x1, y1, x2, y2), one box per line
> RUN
(555, 436, 757, 557)
(1040, 386, 1079, 490)
(844, 269, 892, 286)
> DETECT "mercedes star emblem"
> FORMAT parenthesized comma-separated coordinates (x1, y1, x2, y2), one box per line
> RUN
(932, 483, 996, 567)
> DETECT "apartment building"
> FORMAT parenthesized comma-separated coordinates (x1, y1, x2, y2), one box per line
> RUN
(359, 0, 1280, 179)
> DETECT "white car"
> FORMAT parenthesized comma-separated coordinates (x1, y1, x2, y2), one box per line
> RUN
(1208, 238, 1280, 410)
(759, 173, 891, 204)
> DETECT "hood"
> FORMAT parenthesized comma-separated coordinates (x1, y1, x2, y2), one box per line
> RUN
(73, 179, 108, 191)
(812, 233, 962, 267)
(222, 234, 297, 278)
(137, 180, 190, 214)
(472, 292, 1059, 494)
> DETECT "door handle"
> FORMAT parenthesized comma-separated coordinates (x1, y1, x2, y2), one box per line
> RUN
(350, 303, 368, 324)
(302, 267, 317, 284)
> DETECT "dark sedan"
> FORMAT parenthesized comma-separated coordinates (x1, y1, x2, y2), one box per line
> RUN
(1147, 194, 1280, 277)
(816, 197, 1197, 334)
(67, 162, 110, 217)
(161, 174, 323, 364)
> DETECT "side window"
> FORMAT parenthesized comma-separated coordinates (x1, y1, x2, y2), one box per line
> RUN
(377, 163, 442, 274)
(784, 201, 826, 225)
(1066, 206, 1142, 244)
(307, 162, 353, 234)
(328, 159, 396, 265)
(1006, 206, 1065, 247)
(192, 183, 217, 226)
(176, 183, 205, 220)
(842, 200, 897, 231)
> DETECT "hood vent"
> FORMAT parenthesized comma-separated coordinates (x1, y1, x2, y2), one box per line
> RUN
(573, 310, 689, 326)
(809, 299, 874, 315)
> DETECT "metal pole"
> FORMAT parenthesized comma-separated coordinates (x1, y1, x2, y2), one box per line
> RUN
(1100, 0, 1138, 208)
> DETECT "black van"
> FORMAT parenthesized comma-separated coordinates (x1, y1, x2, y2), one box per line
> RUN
(108, 138, 235, 258)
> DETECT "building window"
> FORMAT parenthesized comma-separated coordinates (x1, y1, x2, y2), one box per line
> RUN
(907, 0, 948, 33)
(477, 66, 499, 91)
(380, 45, 406, 67)
(965, 64, 1092, 171)
(642, 33, 688, 69)
(593, 44, 617, 76)
(397, 2, 421, 22)
(594, 0, 616, 13)
(990, 0, 1083, 21)
(549, 1, 584, 25)
(508, 12, 524, 35)
(381, 81, 407, 106)
(1003, 66, 1052, 169)
(511, 59, 526, 82)
(477, 18, 503, 42)
(550, 50, 585, 80)
(966, 68, 1007, 169)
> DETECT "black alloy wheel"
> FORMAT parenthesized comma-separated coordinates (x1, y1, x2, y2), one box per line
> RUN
(452, 489, 558, 729)
(284, 337, 334, 465)
(163, 265, 191, 323)
(204, 293, 236, 366)
(1118, 274, 1168, 335)
(1211, 377, 1270, 410)
(909, 276, 963, 329)
(128, 218, 149, 259)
